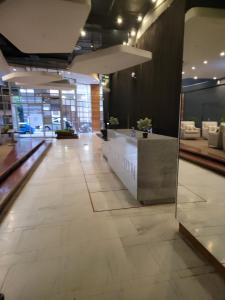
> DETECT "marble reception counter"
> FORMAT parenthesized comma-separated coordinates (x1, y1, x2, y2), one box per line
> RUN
(103, 129, 178, 205)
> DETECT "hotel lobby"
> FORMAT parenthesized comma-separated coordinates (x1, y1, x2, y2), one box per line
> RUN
(0, 0, 225, 299)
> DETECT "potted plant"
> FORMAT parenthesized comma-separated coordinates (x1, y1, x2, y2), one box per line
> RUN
(55, 129, 78, 139)
(109, 116, 119, 129)
(137, 117, 152, 138)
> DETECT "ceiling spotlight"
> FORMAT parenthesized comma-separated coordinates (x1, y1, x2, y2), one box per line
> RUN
(131, 72, 136, 78)
(13, 68, 17, 71)
(137, 15, 143, 22)
(192, 66, 196, 70)
(213, 77, 217, 80)
(203, 60, 208, 64)
(117, 16, 123, 25)
(194, 76, 198, 80)
(80, 30, 86, 37)
(130, 29, 136, 37)
(220, 51, 225, 57)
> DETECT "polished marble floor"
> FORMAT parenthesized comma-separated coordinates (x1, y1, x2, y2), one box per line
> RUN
(178, 159, 225, 268)
(0, 134, 224, 300)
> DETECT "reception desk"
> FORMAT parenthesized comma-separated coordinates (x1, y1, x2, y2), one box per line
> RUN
(103, 129, 178, 205)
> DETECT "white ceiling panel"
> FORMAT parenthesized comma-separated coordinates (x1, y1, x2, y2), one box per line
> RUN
(183, 8, 225, 80)
(0, 0, 91, 53)
(2, 71, 62, 84)
(70, 45, 152, 74)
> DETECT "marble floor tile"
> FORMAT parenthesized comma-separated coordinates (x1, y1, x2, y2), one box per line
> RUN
(173, 273, 225, 300)
(0, 136, 224, 300)
(91, 190, 140, 211)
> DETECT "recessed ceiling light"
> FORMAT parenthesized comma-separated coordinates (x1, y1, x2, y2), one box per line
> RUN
(117, 16, 123, 25)
(213, 77, 217, 80)
(130, 29, 136, 37)
(192, 66, 196, 70)
(220, 51, 225, 57)
(194, 76, 198, 80)
(80, 30, 86, 37)
(137, 15, 143, 22)
(13, 68, 17, 71)
(203, 60, 208, 64)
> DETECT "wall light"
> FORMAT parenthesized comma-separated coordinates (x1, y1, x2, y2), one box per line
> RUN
(182, 71, 185, 75)
(117, 16, 123, 25)
(80, 30, 86, 37)
(137, 15, 143, 22)
(130, 29, 136, 37)
(131, 72, 136, 79)
(213, 77, 217, 80)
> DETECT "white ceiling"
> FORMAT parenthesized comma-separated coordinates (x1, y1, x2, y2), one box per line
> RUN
(16, 82, 76, 90)
(70, 45, 152, 74)
(183, 7, 225, 80)
(2, 71, 63, 85)
(0, 0, 91, 53)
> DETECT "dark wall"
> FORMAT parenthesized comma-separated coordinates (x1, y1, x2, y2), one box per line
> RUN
(108, 0, 186, 137)
(184, 84, 225, 127)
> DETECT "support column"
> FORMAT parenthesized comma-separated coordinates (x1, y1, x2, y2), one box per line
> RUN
(91, 84, 100, 131)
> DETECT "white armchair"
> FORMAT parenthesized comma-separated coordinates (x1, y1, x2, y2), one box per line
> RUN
(208, 123, 225, 150)
(202, 121, 219, 139)
(180, 121, 201, 140)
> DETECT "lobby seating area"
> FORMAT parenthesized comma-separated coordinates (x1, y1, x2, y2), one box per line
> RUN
(180, 121, 201, 140)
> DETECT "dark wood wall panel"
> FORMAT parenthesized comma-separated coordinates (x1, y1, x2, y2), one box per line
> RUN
(109, 0, 186, 137)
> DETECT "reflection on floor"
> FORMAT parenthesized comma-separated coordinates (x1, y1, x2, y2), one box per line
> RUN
(0, 135, 224, 299)
(178, 159, 225, 271)
(180, 139, 225, 176)
(180, 139, 225, 161)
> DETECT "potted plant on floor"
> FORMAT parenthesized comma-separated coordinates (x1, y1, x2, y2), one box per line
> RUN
(109, 116, 119, 129)
(137, 117, 152, 138)
(55, 129, 79, 139)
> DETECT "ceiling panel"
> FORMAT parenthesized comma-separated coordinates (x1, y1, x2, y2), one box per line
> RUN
(183, 7, 225, 80)
(70, 45, 152, 74)
(0, 0, 91, 53)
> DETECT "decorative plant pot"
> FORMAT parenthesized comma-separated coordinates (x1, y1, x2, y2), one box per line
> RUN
(143, 132, 148, 138)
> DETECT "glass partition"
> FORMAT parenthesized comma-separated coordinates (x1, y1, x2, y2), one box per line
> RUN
(177, 7, 225, 266)
(11, 84, 94, 137)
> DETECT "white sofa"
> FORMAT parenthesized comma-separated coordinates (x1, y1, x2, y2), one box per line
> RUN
(202, 121, 219, 139)
(208, 123, 225, 150)
(180, 121, 201, 139)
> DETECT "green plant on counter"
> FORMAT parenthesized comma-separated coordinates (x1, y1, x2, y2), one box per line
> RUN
(2, 125, 10, 134)
(109, 116, 119, 126)
(137, 117, 152, 131)
(220, 116, 225, 123)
